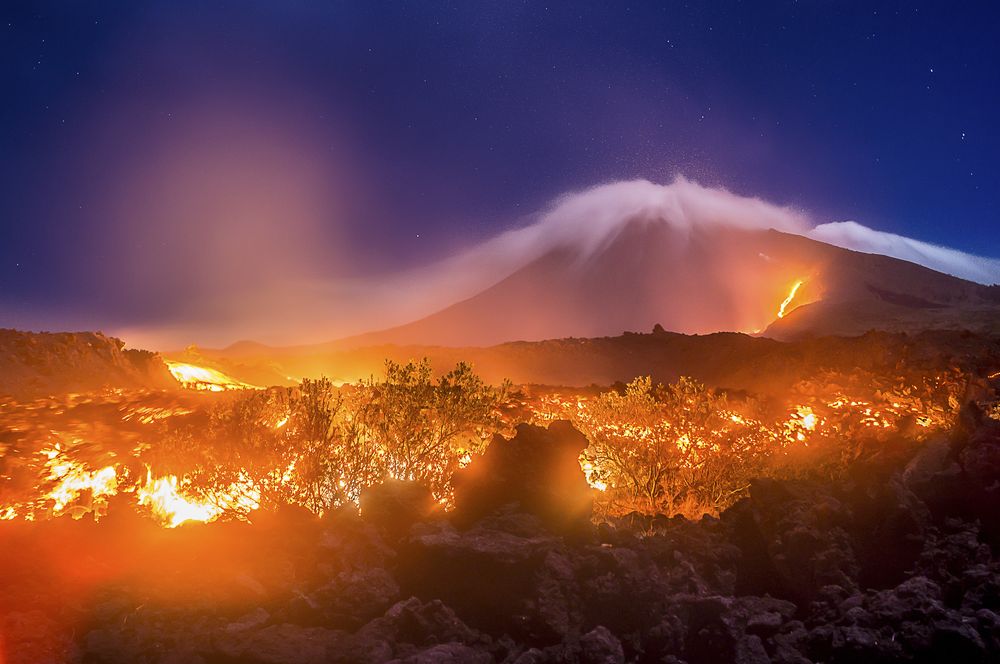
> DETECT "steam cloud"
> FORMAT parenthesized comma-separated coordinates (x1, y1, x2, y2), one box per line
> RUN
(394, 177, 999, 319)
(808, 221, 1000, 286)
(116, 177, 998, 348)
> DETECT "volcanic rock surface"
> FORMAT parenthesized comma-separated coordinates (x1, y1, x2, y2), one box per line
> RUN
(0, 329, 176, 398)
(6, 415, 1000, 663)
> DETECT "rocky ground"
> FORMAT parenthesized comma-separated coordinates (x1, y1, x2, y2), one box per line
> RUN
(4, 410, 1000, 663)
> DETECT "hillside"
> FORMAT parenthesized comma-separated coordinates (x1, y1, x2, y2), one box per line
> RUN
(183, 328, 1000, 399)
(0, 329, 177, 397)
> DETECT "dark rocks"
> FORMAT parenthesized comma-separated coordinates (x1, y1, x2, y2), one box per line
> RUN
(301, 566, 401, 628)
(214, 623, 345, 664)
(726, 479, 859, 603)
(578, 625, 624, 664)
(388, 643, 493, 663)
(453, 421, 592, 532)
(24, 406, 1000, 664)
(399, 517, 567, 641)
(361, 479, 439, 535)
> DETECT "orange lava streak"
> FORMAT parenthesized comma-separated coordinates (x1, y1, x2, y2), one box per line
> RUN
(777, 280, 804, 319)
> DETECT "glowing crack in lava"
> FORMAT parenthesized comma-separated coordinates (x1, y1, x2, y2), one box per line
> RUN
(165, 360, 260, 392)
(777, 280, 805, 319)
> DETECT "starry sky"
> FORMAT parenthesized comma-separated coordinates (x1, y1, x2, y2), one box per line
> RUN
(1, 2, 998, 343)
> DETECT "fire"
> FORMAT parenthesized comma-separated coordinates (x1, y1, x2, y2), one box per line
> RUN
(41, 445, 118, 515)
(164, 360, 260, 392)
(785, 405, 820, 442)
(0, 367, 968, 526)
(777, 280, 804, 319)
(136, 473, 220, 527)
(136, 470, 262, 528)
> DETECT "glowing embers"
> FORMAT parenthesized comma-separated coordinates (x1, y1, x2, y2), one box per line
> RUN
(134, 470, 261, 528)
(7, 443, 264, 527)
(136, 473, 219, 527)
(40, 444, 118, 516)
(165, 360, 260, 392)
(784, 405, 820, 442)
(777, 280, 804, 319)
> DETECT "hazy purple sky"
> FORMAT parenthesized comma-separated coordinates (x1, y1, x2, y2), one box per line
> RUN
(2, 2, 997, 344)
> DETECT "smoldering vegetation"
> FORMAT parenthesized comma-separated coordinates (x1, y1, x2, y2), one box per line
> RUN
(2, 329, 1000, 662)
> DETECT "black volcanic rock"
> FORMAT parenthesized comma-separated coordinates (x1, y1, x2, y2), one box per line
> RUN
(361, 479, 439, 536)
(452, 420, 593, 532)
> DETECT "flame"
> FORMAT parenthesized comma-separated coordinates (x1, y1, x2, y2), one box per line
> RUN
(164, 360, 261, 392)
(777, 280, 804, 319)
(136, 473, 220, 527)
(41, 445, 118, 515)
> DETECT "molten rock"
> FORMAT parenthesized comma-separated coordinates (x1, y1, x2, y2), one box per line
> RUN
(453, 420, 592, 532)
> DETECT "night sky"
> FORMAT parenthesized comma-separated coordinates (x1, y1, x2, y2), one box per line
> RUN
(2, 2, 998, 344)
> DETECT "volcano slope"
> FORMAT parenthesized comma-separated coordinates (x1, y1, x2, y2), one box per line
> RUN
(325, 225, 1000, 350)
(0, 329, 176, 398)
(7, 409, 1000, 664)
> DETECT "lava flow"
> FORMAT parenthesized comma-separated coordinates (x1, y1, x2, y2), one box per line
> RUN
(777, 280, 804, 319)
(164, 360, 260, 392)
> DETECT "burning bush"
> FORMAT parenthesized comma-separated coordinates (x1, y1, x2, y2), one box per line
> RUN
(562, 377, 774, 518)
(341, 360, 509, 502)
(159, 360, 509, 518)
(0, 353, 975, 527)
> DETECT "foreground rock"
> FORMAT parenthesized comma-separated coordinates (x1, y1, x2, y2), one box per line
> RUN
(5, 418, 1000, 663)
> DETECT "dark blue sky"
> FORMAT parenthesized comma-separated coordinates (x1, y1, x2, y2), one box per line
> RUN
(2, 2, 998, 334)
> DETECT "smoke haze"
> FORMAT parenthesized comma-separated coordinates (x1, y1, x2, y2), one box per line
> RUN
(29, 177, 1000, 349)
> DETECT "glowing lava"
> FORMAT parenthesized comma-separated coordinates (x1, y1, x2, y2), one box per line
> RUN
(164, 360, 260, 392)
(41, 445, 118, 515)
(137, 473, 220, 527)
(777, 280, 804, 319)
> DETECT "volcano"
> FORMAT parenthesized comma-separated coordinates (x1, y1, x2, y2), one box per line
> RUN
(331, 220, 1000, 349)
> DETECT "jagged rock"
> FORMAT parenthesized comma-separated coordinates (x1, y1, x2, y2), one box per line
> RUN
(452, 421, 592, 532)
(725, 479, 859, 603)
(578, 626, 624, 664)
(0, 329, 176, 397)
(400, 519, 568, 641)
(293, 566, 401, 628)
(361, 479, 439, 534)
(350, 597, 485, 655)
(225, 607, 270, 632)
(213, 623, 345, 664)
(578, 545, 669, 639)
(511, 648, 547, 664)
(387, 643, 493, 663)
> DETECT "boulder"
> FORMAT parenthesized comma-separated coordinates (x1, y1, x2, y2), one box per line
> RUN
(579, 626, 624, 664)
(361, 480, 439, 534)
(452, 421, 592, 532)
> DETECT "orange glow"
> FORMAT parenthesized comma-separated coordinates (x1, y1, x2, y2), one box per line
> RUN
(136, 473, 220, 527)
(136, 470, 262, 528)
(164, 360, 260, 392)
(777, 280, 804, 319)
(41, 445, 118, 516)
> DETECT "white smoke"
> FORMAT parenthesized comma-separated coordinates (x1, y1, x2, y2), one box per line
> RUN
(114, 176, 999, 348)
(385, 176, 812, 309)
(809, 221, 1000, 286)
